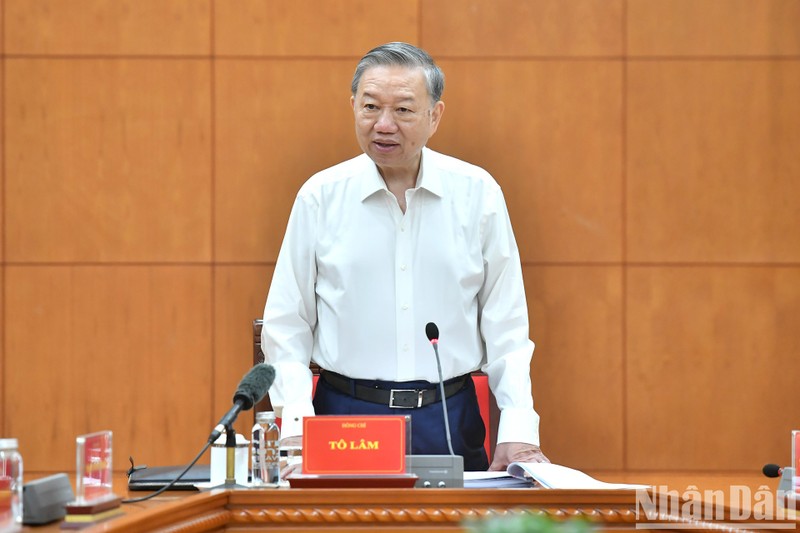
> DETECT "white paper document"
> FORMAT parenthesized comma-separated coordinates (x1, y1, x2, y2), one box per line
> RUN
(463, 470, 535, 488)
(464, 463, 649, 490)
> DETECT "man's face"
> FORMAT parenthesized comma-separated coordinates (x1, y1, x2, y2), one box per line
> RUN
(351, 65, 444, 176)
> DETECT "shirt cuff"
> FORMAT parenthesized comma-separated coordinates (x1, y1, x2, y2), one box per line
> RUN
(276, 402, 315, 439)
(496, 407, 540, 446)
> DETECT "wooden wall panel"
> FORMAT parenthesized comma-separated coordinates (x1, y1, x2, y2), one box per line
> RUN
(0, 55, 3, 266)
(214, 60, 359, 262)
(432, 60, 622, 263)
(626, 266, 800, 470)
(525, 266, 624, 469)
(4, 266, 212, 471)
(214, 0, 418, 56)
(1, 7, 5, 264)
(4, 0, 210, 56)
(0, 269, 4, 434)
(628, 0, 800, 57)
(213, 265, 274, 440)
(421, 0, 623, 57)
(627, 61, 800, 263)
(1, 5, 4, 436)
(5, 59, 212, 262)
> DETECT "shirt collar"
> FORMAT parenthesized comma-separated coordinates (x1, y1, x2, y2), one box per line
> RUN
(417, 148, 444, 198)
(359, 157, 388, 201)
(359, 148, 444, 202)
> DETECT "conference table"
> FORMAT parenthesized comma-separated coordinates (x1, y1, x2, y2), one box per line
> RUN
(22, 471, 797, 532)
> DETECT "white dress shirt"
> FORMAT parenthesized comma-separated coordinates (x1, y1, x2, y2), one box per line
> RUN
(262, 147, 540, 445)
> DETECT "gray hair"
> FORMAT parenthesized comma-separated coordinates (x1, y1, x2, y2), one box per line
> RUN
(351, 42, 445, 104)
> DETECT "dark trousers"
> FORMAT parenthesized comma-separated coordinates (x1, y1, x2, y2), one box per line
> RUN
(313, 373, 490, 471)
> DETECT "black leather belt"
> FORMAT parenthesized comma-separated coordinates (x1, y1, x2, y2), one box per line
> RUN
(320, 370, 469, 409)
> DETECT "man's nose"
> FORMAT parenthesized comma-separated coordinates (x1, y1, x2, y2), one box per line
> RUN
(374, 109, 398, 132)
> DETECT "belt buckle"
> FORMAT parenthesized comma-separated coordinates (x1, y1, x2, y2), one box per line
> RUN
(389, 389, 424, 408)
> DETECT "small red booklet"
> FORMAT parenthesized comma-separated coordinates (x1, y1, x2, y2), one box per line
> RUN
(303, 416, 406, 475)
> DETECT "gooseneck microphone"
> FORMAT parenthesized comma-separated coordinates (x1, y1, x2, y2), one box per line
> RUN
(425, 322, 455, 456)
(425, 322, 439, 345)
(125, 362, 276, 503)
(208, 363, 276, 443)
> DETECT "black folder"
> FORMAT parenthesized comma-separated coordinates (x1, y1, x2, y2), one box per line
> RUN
(127, 464, 210, 491)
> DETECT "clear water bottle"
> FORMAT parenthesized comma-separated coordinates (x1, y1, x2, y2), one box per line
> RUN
(251, 412, 280, 486)
(0, 438, 23, 532)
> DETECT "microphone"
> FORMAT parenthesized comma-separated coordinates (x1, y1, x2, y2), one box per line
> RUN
(208, 363, 275, 443)
(425, 323, 439, 345)
(762, 463, 797, 511)
(406, 322, 463, 488)
(425, 322, 455, 456)
(763, 464, 784, 478)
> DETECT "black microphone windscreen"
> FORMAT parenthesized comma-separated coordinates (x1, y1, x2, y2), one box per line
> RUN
(425, 322, 439, 341)
(232, 364, 275, 410)
(762, 463, 782, 478)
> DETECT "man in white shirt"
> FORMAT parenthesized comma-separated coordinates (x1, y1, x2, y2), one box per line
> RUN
(262, 42, 548, 471)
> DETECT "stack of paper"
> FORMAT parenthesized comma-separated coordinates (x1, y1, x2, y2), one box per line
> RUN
(465, 463, 650, 490)
(463, 471, 535, 489)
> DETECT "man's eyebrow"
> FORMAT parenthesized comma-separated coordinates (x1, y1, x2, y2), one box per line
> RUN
(360, 91, 417, 104)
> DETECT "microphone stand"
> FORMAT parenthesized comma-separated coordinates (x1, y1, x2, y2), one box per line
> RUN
(406, 323, 464, 488)
(211, 425, 249, 490)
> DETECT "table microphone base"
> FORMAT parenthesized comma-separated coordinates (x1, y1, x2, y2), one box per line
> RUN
(777, 467, 797, 511)
(205, 481, 251, 491)
(406, 455, 464, 488)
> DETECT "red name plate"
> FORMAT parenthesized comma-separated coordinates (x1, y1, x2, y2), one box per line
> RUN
(303, 416, 406, 475)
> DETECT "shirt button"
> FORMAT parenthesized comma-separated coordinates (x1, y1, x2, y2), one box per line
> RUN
(401, 304, 409, 311)
(400, 264, 407, 271)
(402, 344, 409, 351)
(400, 225, 405, 232)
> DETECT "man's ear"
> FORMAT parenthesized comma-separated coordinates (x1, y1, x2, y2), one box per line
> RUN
(430, 100, 445, 133)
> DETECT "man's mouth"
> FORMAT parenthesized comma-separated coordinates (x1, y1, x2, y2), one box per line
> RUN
(373, 140, 398, 149)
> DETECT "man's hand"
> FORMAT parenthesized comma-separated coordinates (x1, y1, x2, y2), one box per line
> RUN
(278, 436, 303, 479)
(279, 435, 302, 448)
(488, 442, 549, 471)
